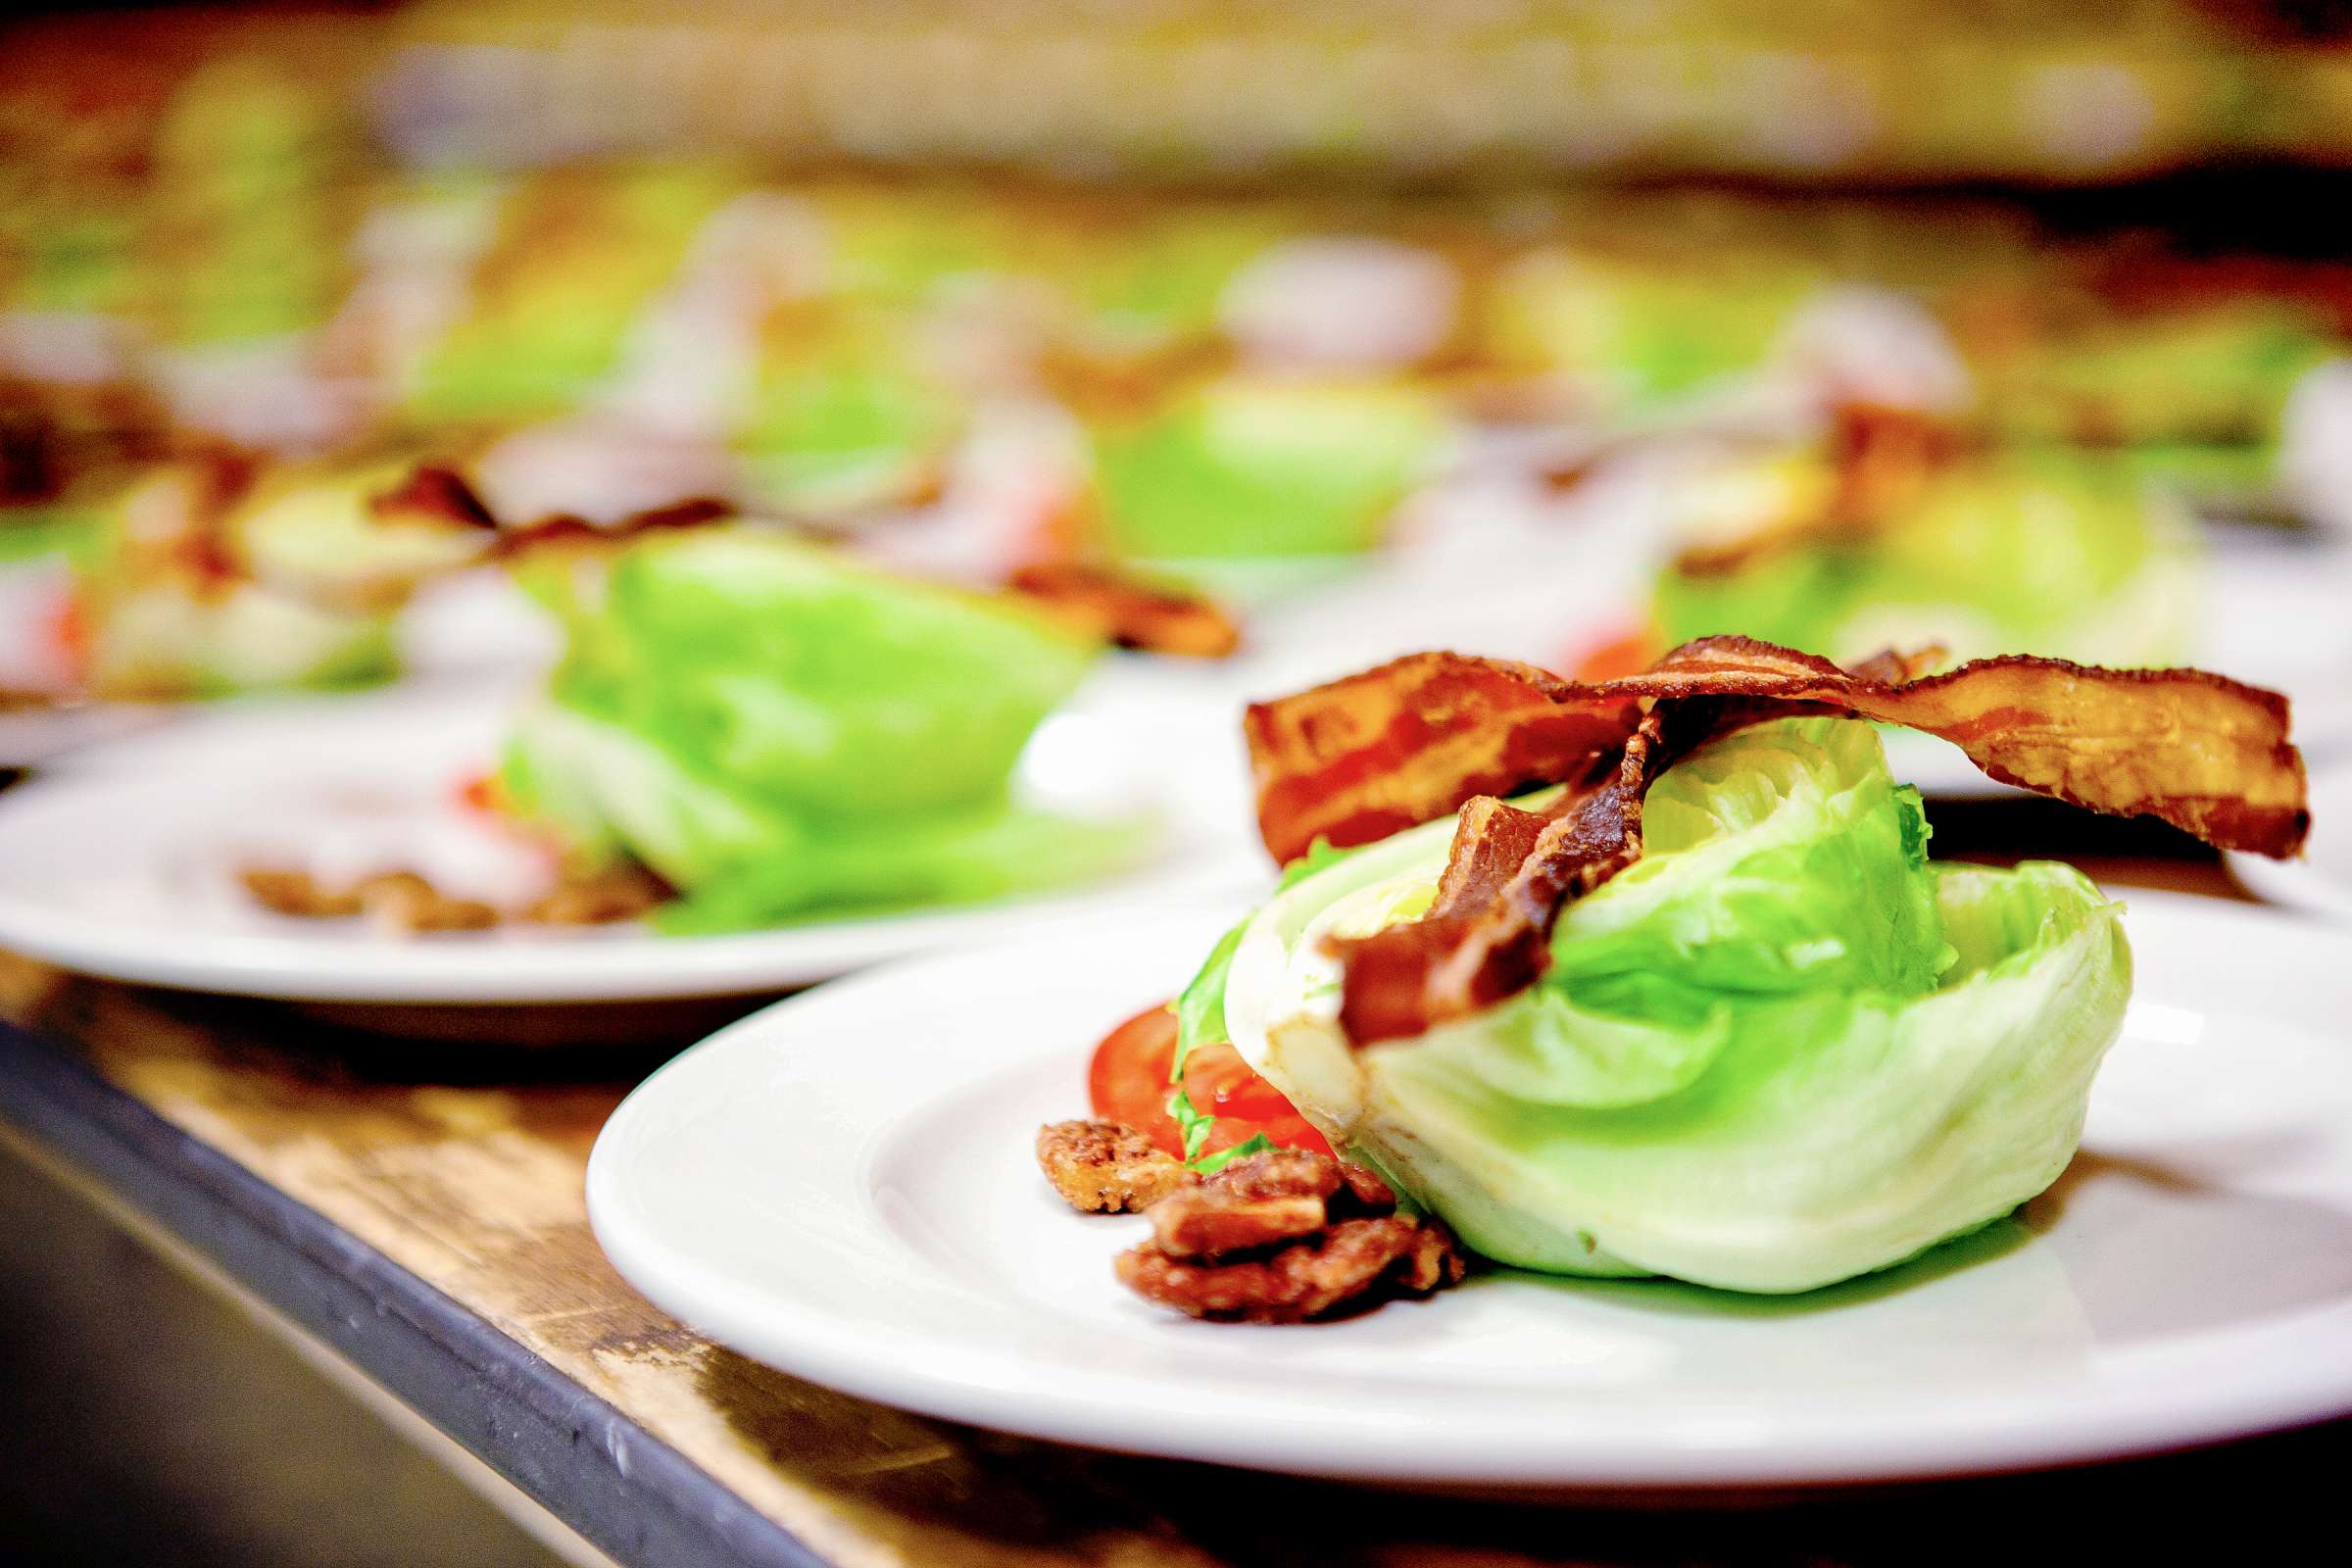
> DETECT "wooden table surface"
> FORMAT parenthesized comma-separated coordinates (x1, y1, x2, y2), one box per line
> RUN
(0, 811, 2344, 1566)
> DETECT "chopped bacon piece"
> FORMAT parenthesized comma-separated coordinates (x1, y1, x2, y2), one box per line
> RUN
(240, 867, 501, 933)
(1248, 635, 2309, 1046)
(368, 465, 498, 531)
(1006, 562, 1242, 659)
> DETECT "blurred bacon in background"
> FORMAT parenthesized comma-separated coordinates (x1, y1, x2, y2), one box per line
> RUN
(5, 0, 2352, 706)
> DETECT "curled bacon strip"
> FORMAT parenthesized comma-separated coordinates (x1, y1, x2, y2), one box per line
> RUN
(1007, 562, 1242, 659)
(1245, 654, 1637, 863)
(1588, 636, 2308, 858)
(1336, 708, 1687, 1044)
(1247, 635, 2309, 1045)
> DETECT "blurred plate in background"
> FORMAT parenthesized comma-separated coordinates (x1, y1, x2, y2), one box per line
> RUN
(0, 680, 1265, 1004)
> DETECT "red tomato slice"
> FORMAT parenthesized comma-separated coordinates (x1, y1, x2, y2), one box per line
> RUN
(1086, 1002, 1331, 1160)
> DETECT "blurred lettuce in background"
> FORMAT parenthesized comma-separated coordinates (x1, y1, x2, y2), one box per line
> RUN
(497, 526, 1144, 929)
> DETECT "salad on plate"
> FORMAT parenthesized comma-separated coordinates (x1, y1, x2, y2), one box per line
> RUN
(1618, 411, 2203, 676)
(230, 475, 1234, 938)
(1040, 635, 2307, 1318)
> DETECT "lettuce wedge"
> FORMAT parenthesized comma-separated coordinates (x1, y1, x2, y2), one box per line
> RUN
(1209, 717, 2130, 1294)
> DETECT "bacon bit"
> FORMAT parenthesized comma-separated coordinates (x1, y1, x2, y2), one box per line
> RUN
(158, 449, 265, 593)
(0, 375, 172, 504)
(1244, 635, 2310, 1046)
(1006, 562, 1242, 659)
(1535, 454, 1599, 494)
(368, 465, 498, 531)
(240, 867, 497, 933)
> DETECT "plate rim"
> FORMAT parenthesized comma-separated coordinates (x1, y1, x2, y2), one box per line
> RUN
(586, 889, 2352, 1488)
(0, 689, 1259, 1004)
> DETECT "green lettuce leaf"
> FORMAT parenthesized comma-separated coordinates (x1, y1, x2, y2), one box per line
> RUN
(409, 165, 734, 422)
(737, 306, 964, 514)
(1218, 717, 2131, 1295)
(1488, 248, 1821, 406)
(1090, 378, 1442, 561)
(497, 527, 1141, 927)
(0, 508, 97, 566)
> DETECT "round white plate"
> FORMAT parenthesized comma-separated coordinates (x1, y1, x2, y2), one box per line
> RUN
(0, 683, 1265, 1004)
(590, 894, 2352, 1489)
(2230, 756, 2352, 920)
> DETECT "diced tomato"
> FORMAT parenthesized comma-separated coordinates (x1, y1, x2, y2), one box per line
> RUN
(454, 770, 501, 816)
(1562, 622, 1662, 683)
(1085, 1002, 1331, 1161)
(47, 589, 87, 678)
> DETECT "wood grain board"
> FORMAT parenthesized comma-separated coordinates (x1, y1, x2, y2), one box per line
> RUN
(0, 849, 2341, 1567)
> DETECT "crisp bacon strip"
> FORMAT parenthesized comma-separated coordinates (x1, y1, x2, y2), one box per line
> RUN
(1007, 563, 1242, 659)
(1596, 637, 2309, 858)
(1336, 709, 1685, 1044)
(1245, 654, 1637, 863)
(1254, 638, 2305, 868)
(1250, 635, 2308, 1045)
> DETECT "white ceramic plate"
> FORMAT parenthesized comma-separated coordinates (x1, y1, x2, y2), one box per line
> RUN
(0, 683, 1264, 1004)
(2230, 756, 2352, 920)
(589, 894, 2352, 1490)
